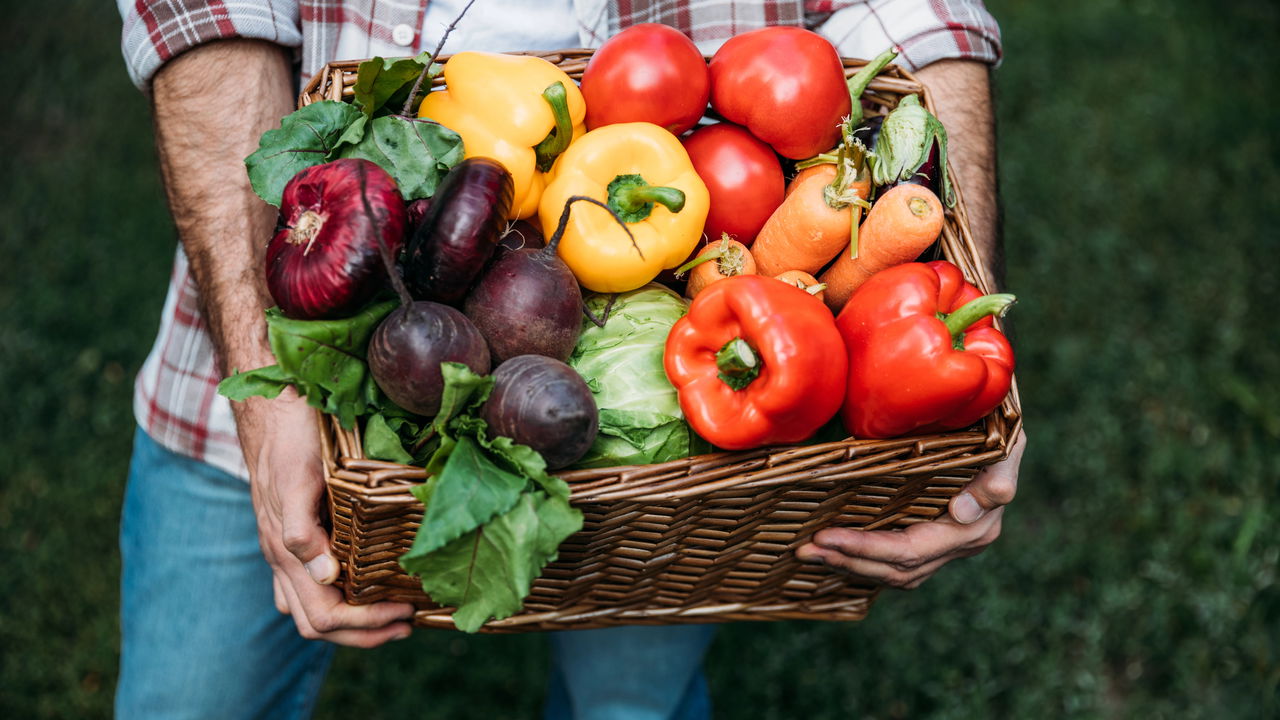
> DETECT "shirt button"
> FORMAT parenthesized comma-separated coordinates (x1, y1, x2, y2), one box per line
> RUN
(392, 23, 415, 47)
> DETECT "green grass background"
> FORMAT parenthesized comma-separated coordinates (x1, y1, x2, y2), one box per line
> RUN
(2, 1, 1277, 717)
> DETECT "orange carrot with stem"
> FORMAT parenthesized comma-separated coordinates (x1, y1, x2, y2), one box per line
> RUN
(679, 235, 756, 298)
(751, 164, 871, 277)
(819, 183, 945, 313)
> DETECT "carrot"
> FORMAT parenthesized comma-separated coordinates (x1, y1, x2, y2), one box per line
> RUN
(752, 164, 871, 277)
(784, 165, 830, 199)
(773, 270, 827, 305)
(681, 235, 756, 298)
(819, 183, 945, 313)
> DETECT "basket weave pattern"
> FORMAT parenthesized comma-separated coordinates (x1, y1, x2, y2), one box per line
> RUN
(304, 50, 1022, 632)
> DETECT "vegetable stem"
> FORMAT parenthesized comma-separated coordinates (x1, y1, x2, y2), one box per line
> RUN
(357, 163, 415, 308)
(533, 81, 574, 172)
(796, 153, 840, 170)
(400, 0, 475, 116)
(844, 47, 900, 127)
(942, 293, 1017, 349)
(715, 337, 762, 390)
(675, 246, 724, 276)
(548, 195, 645, 261)
(606, 173, 686, 224)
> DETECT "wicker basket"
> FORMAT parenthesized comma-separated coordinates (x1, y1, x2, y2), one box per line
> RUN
(304, 50, 1023, 632)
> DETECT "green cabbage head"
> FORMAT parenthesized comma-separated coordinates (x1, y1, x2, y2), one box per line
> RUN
(568, 284, 705, 468)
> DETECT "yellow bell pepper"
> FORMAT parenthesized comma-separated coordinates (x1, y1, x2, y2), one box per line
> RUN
(419, 51, 586, 219)
(539, 122, 710, 293)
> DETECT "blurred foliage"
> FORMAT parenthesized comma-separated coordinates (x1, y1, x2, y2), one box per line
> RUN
(1, 0, 1276, 717)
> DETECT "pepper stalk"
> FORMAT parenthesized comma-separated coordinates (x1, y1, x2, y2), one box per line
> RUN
(533, 82, 574, 172)
(940, 293, 1017, 351)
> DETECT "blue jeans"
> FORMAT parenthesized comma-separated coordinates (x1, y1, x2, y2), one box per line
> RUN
(116, 428, 715, 719)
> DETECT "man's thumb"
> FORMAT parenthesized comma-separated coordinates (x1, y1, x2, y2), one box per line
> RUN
(281, 495, 337, 584)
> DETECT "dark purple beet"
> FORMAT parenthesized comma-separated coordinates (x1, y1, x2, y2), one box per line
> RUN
(404, 157, 513, 305)
(464, 202, 583, 363)
(480, 355, 598, 470)
(368, 302, 490, 417)
(266, 159, 406, 320)
(464, 252, 582, 363)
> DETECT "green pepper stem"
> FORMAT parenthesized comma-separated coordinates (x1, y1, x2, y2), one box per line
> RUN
(942, 293, 1016, 348)
(533, 81, 573, 172)
(715, 338, 761, 391)
(613, 183, 686, 215)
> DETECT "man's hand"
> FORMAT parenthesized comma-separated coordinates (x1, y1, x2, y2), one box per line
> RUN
(151, 39, 413, 645)
(238, 393, 415, 646)
(797, 430, 1025, 588)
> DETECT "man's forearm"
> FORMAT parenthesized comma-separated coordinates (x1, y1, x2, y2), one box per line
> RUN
(913, 60, 1002, 288)
(152, 39, 294, 374)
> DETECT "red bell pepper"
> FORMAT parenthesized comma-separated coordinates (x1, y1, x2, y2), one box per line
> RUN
(664, 275, 847, 450)
(837, 260, 1016, 439)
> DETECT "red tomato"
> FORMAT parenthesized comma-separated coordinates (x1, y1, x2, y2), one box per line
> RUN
(682, 123, 784, 246)
(581, 24, 710, 136)
(709, 27, 850, 159)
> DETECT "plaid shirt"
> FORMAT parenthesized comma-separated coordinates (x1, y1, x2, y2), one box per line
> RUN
(120, 0, 1001, 480)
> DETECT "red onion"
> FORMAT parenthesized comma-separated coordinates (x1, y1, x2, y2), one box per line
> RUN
(266, 158, 407, 319)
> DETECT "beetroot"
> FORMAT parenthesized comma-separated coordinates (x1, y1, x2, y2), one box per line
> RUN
(464, 243, 581, 363)
(480, 355, 598, 469)
(464, 197, 618, 363)
(266, 158, 406, 320)
(405, 197, 433, 233)
(368, 302, 490, 416)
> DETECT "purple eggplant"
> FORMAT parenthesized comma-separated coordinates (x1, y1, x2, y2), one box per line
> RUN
(404, 157, 514, 305)
(867, 95, 953, 206)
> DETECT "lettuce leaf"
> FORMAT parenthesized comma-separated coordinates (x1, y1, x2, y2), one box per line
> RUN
(409, 436, 528, 556)
(217, 300, 397, 428)
(401, 490, 582, 633)
(352, 54, 440, 118)
(396, 363, 583, 631)
(335, 115, 464, 201)
(244, 100, 364, 207)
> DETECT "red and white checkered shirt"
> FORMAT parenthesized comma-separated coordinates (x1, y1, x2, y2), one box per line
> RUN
(120, 0, 1001, 480)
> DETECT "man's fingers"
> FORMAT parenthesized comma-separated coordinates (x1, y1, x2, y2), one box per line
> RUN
(272, 575, 289, 615)
(288, 571, 416, 630)
(949, 428, 1027, 524)
(797, 536, 988, 588)
(276, 572, 415, 648)
(809, 510, 1001, 571)
(797, 545, 946, 587)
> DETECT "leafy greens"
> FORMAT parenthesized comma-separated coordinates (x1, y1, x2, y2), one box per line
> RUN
(244, 54, 460, 207)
